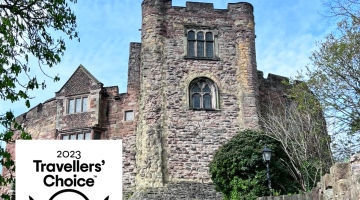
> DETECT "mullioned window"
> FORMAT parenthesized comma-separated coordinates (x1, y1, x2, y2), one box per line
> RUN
(185, 28, 219, 60)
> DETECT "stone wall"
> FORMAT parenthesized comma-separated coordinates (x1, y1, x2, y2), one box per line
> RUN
(258, 153, 360, 200)
(128, 182, 223, 200)
(18, 98, 57, 140)
(318, 153, 360, 200)
(0, 98, 57, 196)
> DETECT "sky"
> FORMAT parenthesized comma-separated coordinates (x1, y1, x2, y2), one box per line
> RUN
(0, 0, 335, 170)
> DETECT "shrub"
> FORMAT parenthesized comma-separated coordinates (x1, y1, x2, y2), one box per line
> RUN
(209, 130, 301, 199)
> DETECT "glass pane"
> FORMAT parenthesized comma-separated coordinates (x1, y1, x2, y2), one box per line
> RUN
(75, 98, 81, 113)
(85, 133, 91, 140)
(192, 94, 200, 109)
(68, 99, 74, 114)
(188, 31, 195, 40)
(188, 41, 195, 57)
(125, 111, 134, 121)
(94, 133, 101, 140)
(203, 94, 212, 109)
(197, 32, 204, 40)
(206, 42, 214, 57)
(203, 85, 211, 93)
(78, 133, 84, 140)
(62, 135, 69, 140)
(70, 134, 76, 140)
(206, 32, 213, 41)
(82, 97, 88, 112)
(192, 85, 201, 93)
(197, 41, 204, 57)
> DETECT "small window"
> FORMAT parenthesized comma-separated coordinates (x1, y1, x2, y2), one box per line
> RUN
(67, 96, 88, 114)
(94, 132, 101, 140)
(70, 134, 76, 140)
(62, 135, 69, 140)
(68, 99, 74, 114)
(206, 32, 214, 57)
(84, 132, 91, 140)
(189, 78, 218, 110)
(187, 30, 216, 59)
(82, 97, 88, 112)
(125, 110, 134, 121)
(188, 31, 196, 57)
(197, 31, 204, 57)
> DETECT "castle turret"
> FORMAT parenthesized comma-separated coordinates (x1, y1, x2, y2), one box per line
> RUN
(229, 2, 259, 128)
(135, 0, 172, 189)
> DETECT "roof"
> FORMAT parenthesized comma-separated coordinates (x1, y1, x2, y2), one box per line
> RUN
(55, 64, 100, 94)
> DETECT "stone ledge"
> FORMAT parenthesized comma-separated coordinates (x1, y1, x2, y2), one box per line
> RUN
(128, 182, 223, 200)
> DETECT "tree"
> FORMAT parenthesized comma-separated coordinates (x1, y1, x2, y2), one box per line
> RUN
(259, 82, 333, 191)
(321, 0, 360, 23)
(0, 0, 78, 199)
(302, 0, 360, 160)
(209, 130, 302, 200)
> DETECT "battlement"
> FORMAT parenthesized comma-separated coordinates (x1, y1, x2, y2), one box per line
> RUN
(142, 0, 253, 15)
(228, 2, 253, 14)
(179, 1, 253, 14)
(185, 2, 214, 11)
(258, 71, 289, 85)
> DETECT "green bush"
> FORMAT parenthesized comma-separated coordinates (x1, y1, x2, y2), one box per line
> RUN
(209, 130, 301, 199)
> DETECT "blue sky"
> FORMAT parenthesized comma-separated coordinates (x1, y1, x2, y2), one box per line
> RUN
(0, 0, 334, 170)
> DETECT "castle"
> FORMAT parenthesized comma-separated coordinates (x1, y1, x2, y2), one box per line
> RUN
(4, 0, 291, 199)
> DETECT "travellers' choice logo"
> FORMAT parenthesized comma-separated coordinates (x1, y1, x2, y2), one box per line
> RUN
(32, 155, 105, 187)
(16, 140, 122, 200)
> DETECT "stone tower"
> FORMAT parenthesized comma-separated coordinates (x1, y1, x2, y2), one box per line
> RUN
(136, 0, 259, 191)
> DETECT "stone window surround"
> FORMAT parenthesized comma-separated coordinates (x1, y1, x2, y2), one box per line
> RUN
(65, 94, 89, 115)
(124, 110, 134, 122)
(183, 26, 220, 61)
(188, 77, 220, 110)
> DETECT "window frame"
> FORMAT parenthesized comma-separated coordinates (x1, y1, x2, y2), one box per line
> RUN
(67, 96, 89, 114)
(185, 28, 219, 60)
(189, 77, 219, 110)
(61, 131, 93, 140)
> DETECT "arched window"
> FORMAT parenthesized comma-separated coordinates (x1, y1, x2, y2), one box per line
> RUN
(189, 78, 218, 109)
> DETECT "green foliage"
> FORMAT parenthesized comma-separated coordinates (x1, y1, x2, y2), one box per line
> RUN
(300, 0, 360, 160)
(0, 0, 79, 199)
(209, 130, 301, 200)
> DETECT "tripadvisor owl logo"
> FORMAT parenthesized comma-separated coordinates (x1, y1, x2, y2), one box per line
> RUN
(29, 189, 109, 200)
(16, 140, 123, 200)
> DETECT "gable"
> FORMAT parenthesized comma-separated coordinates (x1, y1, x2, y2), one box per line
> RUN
(56, 65, 100, 97)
